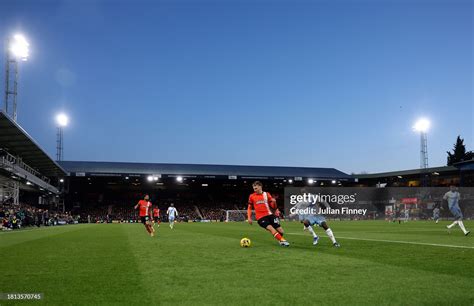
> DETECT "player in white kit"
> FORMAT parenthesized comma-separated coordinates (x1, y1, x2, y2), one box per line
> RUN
(167, 203, 179, 229)
(444, 186, 470, 236)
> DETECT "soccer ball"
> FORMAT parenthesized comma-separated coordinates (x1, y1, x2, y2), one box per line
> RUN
(240, 238, 251, 248)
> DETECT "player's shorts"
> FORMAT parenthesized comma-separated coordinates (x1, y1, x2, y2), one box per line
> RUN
(140, 216, 150, 224)
(169, 217, 175, 222)
(154, 216, 160, 222)
(449, 205, 463, 220)
(257, 214, 281, 229)
(305, 214, 326, 226)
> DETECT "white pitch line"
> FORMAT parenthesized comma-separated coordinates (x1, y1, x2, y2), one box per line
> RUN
(0, 227, 55, 234)
(0, 225, 87, 235)
(287, 232, 474, 249)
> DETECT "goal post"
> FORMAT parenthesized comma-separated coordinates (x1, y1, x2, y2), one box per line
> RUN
(225, 210, 255, 222)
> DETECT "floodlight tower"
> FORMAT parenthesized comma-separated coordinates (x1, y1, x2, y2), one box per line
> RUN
(56, 114, 69, 161)
(413, 118, 430, 169)
(4, 34, 29, 122)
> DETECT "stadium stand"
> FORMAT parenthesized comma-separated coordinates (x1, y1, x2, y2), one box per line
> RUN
(0, 111, 67, 229)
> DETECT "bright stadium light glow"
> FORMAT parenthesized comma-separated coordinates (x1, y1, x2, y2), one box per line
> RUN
(56, 113, 69, 127)
(331, 180, 337, 184)
(288, 179, 293, 184)
(308, 178, 314, 184)
(59, 178, 64, 183)
(147, 175, 153, 182)
(413, 118, 430, 169)
(9, 34, 30, 61)
(413, 118, 430, 133)
(176, 176, 183, 182)
(153, 176, 159, 181)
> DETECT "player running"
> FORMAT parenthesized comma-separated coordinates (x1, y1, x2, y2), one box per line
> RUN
(247, 181, 289, 247)
(291, 199, 340, 247)
(444, 186, 470, 236)
(432, 205, 440, 223)
(134, 195, 154, 237)
(403, 208, 409, 223)
(167, 203, 178, 229)
(153, 206, 160, 228)
(394, 205, 402, 224)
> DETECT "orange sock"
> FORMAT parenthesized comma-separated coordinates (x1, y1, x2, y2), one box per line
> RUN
(273, 232, 284, 241)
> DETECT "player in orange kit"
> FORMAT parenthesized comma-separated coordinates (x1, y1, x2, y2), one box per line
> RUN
(247, 181, 289, 246)
(152, 206, 160, 228)
(134, 194, 154, 237)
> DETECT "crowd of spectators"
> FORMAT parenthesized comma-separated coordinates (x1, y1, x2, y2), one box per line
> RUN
(69, 199, 241, 223)
(3, 196, 472, 230)
(11, 187, 474, 228)
(1, 201, 77, 231)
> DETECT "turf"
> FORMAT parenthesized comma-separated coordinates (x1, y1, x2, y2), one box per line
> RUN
(1, 221, 473, 306)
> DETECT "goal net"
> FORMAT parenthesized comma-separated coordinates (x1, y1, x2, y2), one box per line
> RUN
(225, 210, 255, 222)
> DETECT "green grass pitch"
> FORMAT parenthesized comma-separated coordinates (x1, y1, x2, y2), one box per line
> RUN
(1, 221, 473, 305)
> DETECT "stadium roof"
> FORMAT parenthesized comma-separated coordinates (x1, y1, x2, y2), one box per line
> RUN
(0, 111, 66, 177)
(453, 159, 474, 171)
(59, 160, 352, 180)
(353, 165, 459, 180)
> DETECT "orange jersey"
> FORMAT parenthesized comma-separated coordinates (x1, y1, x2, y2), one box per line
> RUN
(137, 200, 152, 217)
(153, 208, 160, 217)
(247, 192, 277, 220)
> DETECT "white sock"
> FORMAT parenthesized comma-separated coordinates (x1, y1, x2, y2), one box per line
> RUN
(306, 226, 317, 238)
(457, 221, 468, 234)
(447, 221, 458, 229)
(326, 228, 336, 244)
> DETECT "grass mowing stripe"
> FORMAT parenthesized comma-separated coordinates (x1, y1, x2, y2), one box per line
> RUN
(0, 224, 91, 235)
(287, 232, 474, 249)
(0, 224, 148, 306)
(0, 224, 95, 249)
